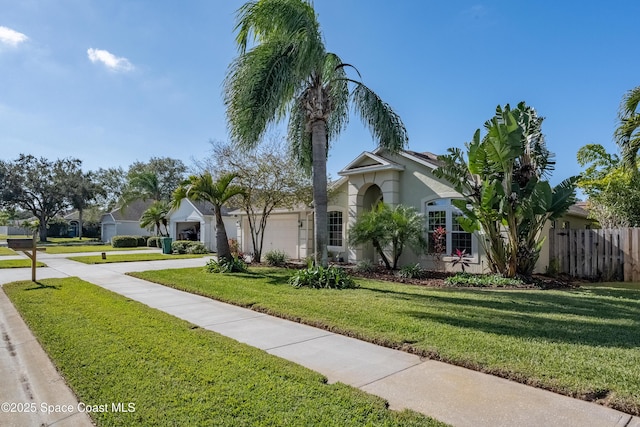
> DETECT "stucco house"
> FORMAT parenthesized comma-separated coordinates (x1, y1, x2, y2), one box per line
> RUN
(100, 199, 153, 243)
(168, 198, 237, 252)
(233, 148, 593, 272)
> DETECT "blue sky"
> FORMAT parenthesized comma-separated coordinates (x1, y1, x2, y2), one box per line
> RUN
(1, 1, 638, 190)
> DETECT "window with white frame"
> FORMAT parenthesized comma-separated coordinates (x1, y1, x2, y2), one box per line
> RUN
(425, 199, 474, 256)
(328, 211, 343, 247)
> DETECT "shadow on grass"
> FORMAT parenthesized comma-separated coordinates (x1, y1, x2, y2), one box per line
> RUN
(24, 281, 61, 291)
(401, 289, 640, 348)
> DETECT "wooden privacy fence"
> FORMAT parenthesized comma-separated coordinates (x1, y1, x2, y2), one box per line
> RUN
(549, 228, 640, 282)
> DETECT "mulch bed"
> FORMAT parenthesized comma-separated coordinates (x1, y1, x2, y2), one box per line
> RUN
(344, 266, 579, 290)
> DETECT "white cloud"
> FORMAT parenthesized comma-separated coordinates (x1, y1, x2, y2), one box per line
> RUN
(0, 26, 28, 47)
(87, 48, 134, 72)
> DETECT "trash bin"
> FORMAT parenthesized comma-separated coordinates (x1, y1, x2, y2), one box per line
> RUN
(161, 237, 173, 254)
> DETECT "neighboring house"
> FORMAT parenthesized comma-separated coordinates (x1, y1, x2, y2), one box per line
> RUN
(62, 210, 81, 238)
(168, 198, 237, 252)
(100, 200, 153, 243)
(235, 148, 593, 273)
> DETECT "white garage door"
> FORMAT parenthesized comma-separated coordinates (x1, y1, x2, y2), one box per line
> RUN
(102, 224, 116, 243)
(254, 217, 299, 260)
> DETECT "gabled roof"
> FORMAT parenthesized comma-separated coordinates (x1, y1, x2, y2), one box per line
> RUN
(105, 199, 153, 222)
(338, 151, 405, 176)
(174, 198, 234, 217)
(400, 150, 443, 169)
(566, 202, 590, 219)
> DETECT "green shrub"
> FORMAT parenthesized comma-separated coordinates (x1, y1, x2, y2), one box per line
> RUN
(397, 263, 425, 279)
(185, 242, 207, 254)
(172, 240, 208, 255)
(147, 236, 161, 248)
(354, 259, 375, 273)
(264, 249, 288, 266)
(444, 273, 525, 288)
(204, 256, 248, 273)
(111, 235, 139, 248)
(289, 266, 357, 289)
(137, 236, 150, 247)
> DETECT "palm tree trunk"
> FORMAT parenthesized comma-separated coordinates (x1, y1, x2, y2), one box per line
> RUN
(311, 120, 328, 267)
(215, 207, 232, 261)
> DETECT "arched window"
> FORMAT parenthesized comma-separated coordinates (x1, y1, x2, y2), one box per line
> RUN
(425, 199, 475, 256)
(328, 211, 343, 247)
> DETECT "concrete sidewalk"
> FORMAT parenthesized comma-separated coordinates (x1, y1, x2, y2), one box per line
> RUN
(1, 254, 639, 427)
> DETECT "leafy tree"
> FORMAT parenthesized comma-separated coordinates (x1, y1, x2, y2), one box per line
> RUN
(348, 203, 428, 270)
(196, 138, 312, 261)
(0, 154, 83, 241)
(434, 103, 577, 278)
(93, 166, 127, 211)
(139, 201, 170, 236)
(122, 157, 187, 205)
(172, 172, 245, 261)
(577, 144, 640, 227)
(615, 86, 640, 170)
(225, 0, 408, 267)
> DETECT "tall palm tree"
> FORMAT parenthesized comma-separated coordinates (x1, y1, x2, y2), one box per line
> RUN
(172, 172, 244, 261)
(122, 171, 163, 205)
(225, 0, 408, 266)
(615, 85, 640, 171)
(139, 201, 170, 236)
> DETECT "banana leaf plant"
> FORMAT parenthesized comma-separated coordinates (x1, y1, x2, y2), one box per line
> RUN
(434, 102, 577, 278)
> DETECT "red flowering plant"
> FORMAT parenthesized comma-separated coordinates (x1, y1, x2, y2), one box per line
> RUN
(451, 248, 471, 273)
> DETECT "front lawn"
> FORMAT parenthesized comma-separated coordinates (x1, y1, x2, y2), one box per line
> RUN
(45, 245, 149, 254)
(4, 278, 444, 427)
(0, 259, 46, 268)
(131, 267, 640, 416)
(69, 253, 207, 264)
(0, 247, 17, 256)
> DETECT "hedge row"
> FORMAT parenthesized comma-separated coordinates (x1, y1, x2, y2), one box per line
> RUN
(111, 235, 149, 248)
(172, 240, 208, 254)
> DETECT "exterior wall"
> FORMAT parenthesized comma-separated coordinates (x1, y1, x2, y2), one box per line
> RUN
(236, 211, 312, 261)
(101, 220, 150, 243)
(0, 226, 31, 236)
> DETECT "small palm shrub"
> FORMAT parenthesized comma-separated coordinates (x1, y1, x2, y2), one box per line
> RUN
(205, 256, 248, 273)
(397, 263, 425, 279)
(354, 259, 375, 273)
(264, 249, 288, 266)
(288, 266, 357, 289)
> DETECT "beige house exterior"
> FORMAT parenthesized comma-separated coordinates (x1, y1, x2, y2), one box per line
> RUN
(234, 148, 593, 273)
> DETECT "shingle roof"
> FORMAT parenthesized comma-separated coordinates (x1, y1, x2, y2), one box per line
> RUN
(108, 199, 154, 221)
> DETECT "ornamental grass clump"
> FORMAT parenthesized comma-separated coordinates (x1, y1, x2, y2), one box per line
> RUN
(289, 266, 357, 289)
(398, 263, 426, 279)
(264, 249, 288, 267)
(205, 256, 248, 273)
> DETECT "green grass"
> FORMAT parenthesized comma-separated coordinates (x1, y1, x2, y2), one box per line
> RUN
(0, 234, 30, 239)
(0, 259, 45, 268)
(131, 267, 640, 416)
(69, 253, 207, 264)
(45, 245, 149, 254)
(45, 237, 103, 244)
(4, 278, 445, 427)
(0, 247, 17, 256)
